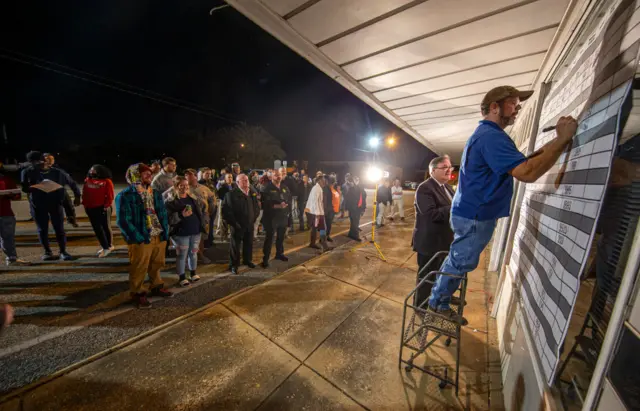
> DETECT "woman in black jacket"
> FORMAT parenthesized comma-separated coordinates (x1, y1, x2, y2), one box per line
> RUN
(164, 176, 207, 286)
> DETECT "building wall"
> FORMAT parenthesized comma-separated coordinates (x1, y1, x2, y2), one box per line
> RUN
(492, 0, 596, 407)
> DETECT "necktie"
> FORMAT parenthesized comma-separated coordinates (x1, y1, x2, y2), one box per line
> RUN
(442, 185, 452, 202)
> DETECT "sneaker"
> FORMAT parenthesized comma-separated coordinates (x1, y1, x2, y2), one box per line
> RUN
(179, 277, 191, 287)
(347, 235, 362, 242)
(97, 249, 106, 258)
(102, 248, 113, 258)
(261, 261, 270, 269)
(59, 252, 73, 261)
(326, 236, 334, 242)
(42, 251, 56, 261)
(134, 294, 152, 309)
(150, 287, 174, 298)
(244, 262, 256, 269)
(276, 255, 289, 262)
(6, 258, 30, 266)
(309, 244, 321, 250)
(108, 246, 116, 252)
(231, 267, 239, 275)
(190, 273, 201, 282)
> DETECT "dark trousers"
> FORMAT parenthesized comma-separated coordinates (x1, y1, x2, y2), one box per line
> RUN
(263, 222, 286, 261)
(85, 206, 113, 250)
(414, 252, 447, 308)
(297, 202, 306, 229)
(206, 209, 216, 246)
(229, 226, 253, 268)
(62, 191, 76, 223)
(31, 203, 66, 253)
(287, 206, 294, 230)
(348, 211, 360, 239)
(325, 210, 335, 237)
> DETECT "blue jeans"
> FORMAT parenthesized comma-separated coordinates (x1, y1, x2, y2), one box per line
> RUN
(428, 215, 497, 311)
(172, 234, 201, 278)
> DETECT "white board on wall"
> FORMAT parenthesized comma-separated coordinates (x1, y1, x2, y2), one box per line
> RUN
(508, 0, 640, 385)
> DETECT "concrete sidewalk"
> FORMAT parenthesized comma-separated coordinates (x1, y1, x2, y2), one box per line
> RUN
(0, 193, 415, 395)
(1, 215, 503, 410)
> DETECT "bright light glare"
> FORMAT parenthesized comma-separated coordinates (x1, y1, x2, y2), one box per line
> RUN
(369, 137, 380, 148)
(386, 137, 396, 146)
(366, 166, 383, 182)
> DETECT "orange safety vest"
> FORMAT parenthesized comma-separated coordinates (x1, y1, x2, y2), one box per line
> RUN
(331, 186, 340, 213)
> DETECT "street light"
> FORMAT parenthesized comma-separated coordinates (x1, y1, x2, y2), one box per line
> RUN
(240, 143, 245, 148)
(369, 137, 380, 149)
(386, 136, 396, 147)
(366, 166, 383, 182)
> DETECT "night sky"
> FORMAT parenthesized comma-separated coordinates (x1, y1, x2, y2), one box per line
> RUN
(2, 0, 435, 178)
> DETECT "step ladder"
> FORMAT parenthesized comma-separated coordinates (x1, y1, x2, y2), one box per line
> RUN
(399, 251, 468, 395)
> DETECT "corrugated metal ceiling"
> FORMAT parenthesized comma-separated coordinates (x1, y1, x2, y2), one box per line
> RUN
(230, 0, 572, 160)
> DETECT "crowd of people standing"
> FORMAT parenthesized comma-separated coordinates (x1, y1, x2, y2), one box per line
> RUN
(0, 153, 385, 309)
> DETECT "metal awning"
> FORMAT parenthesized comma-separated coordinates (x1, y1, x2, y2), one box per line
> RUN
(228, 0, 572, 161)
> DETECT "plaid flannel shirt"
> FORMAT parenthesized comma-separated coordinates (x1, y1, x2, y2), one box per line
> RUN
(115, 185, 169, 244)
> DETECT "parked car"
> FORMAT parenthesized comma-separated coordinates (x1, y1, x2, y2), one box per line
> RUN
(404, 181, 418, 190)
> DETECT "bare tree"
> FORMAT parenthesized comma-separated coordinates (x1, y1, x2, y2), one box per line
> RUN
(216, 123, 286, 169)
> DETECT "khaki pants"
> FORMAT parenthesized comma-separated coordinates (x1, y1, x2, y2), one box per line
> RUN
(128, 236, 166, 294)
(392, 198, 404, 218)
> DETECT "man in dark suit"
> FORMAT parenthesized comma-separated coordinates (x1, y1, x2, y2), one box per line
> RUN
(412, 155, 455, 307)
(223, 174, 260, 274)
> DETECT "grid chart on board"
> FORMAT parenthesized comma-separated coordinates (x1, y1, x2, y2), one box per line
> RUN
(508, 0, 640, 385)
(509, 82, 629, 381)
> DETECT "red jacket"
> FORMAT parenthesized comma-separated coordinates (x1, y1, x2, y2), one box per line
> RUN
(0, 175, 19, 217)
(82, 178, 115, 209)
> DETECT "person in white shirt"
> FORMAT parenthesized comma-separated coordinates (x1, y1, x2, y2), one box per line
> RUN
(304, 176, 329, 251)
(390, 178, 405, 221)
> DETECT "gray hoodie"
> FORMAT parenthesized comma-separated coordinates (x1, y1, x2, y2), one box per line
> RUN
(151, 169, 175, 194)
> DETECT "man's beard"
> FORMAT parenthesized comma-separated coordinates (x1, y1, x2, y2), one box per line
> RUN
(499, 108, 516, 127)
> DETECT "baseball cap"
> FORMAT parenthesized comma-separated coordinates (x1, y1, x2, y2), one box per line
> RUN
(231, 163, 240, 167)
(137, 163, 152, 173)
(481, 86, 533, 111)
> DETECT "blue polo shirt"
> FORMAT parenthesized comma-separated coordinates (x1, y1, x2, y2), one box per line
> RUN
(452, 120, 526, 220)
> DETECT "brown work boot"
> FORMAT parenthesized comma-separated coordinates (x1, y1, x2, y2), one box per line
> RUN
(428, 305, 468, 326)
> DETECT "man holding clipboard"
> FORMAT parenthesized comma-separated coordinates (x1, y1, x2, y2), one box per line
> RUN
(20, 151, 80, 261)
